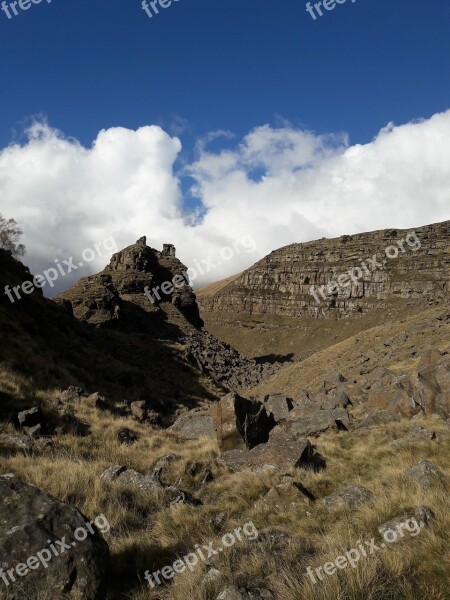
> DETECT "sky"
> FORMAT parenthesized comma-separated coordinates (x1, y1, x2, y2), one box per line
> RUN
(0, 0, 449, 292)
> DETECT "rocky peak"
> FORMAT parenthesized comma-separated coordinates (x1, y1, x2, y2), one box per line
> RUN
(58, 237, 203, 329)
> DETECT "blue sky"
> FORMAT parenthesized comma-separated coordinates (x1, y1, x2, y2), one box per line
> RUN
(1, 0, 448, 150)
(0, 0, 449, 290)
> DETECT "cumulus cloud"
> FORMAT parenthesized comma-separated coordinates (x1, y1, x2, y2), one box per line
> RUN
(0, 110, 449, 294)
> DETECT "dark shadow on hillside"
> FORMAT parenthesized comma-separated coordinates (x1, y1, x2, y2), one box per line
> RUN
(255, 352, 294, 365)
(0, 281, 217, 424)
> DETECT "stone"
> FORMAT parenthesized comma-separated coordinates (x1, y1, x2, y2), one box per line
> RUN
(220, 435, 318, 471)
(323, 484, 374, 509)
(100, 465, 127, 481)
(0, 433, 34, 452)
(17, 406, 42, 429)
(258, 481, 315, 507)
(356, 410, 397, 429)
(282, 406, 351, 437)
(392, 425, 436, 448)
(60, 386, 85, 403)
(404, 460, 447, 488)
(117, 427, 139, 445)
(101, 465, 202, 506)
(378, 506, 435, 538)
(198, 221, 450, 320)
(0, 474, 109, 599)
(260, 393, 294, 422)
(212, 392, 276, 451)
(216, 587, 274, 600)
(169, 408, 216, 440)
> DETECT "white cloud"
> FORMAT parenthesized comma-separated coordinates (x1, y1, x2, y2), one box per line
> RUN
(0, 110, 449, 294)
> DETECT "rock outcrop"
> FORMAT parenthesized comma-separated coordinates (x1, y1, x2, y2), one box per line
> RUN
(198, 220, 450, 320)
(58, 237, 204, 329)
(0, 474, 109, 599)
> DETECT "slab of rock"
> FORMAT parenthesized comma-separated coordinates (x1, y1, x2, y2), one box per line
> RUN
(60, 386, 85, 403)
(212, 392, 276, 451)
(100, 465, 127, 481)
(378, 506, 435, 538)
(216, 586, 273, 600)
(257, 481, 315, 508)
(392, 425, 436, 448)
(322, 372, 347, 393)
(0, 433, 34, 452)
(404, 460, 447, 489)
(169, 408, 216, 440)
(220, 435, 316, 471)
(355, 410, 397, 429)
(282, 407, 351, 437)
(117, 427, 139, 445)
(260, 393, 293, 422)
(100, 465, 201, 506)
(17, 406, 42, 429)
(0, 474, 109, 599)
(323, 484, 374, 509)
(130, 401, 161, 425)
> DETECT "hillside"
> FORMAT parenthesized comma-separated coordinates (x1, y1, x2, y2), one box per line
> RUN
(0, 226, 449, 600)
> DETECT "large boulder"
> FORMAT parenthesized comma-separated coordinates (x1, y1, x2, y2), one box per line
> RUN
(169, 408, 216, 440)
(212, 392, 276, 451)
(404, 460, 447, 489)
(0, 474, 109, 599)
(322, 484, 374, 509)
(220, 435, 317, 471)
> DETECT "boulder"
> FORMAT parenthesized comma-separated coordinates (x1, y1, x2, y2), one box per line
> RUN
(0, 433, 34, 452)
(260, 394, 293, 422)
(130, 401, 161, 425)
(257, 480, 315, 508)
(212, 392, 276, 451)
(169, 408, 216, 440)
(378, 506, 435, 538)
(355, 410, 397, 429)
(117, 427, 139, 445)
(404, 460, 447, 489)
(392, 425, 436, 448)
(323, 484, 374, 509)
(60, 386, 85, 403)
(216, 586, 273, 600)
(0, 474, 109, 599)
(100, 465, 201, 506)
(220, 435, 318, 471)
(282, 406, 351, 437)
(17, 407, 41, 429)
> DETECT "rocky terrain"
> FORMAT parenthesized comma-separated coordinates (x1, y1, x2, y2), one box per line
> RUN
(0, 222, 449, 600)
(198, 220, 449, 319)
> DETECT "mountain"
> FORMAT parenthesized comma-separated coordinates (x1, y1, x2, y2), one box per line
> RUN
(197, 220, 450, 361)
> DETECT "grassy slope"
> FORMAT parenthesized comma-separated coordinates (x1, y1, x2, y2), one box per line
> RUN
(0, 375, 449, 600)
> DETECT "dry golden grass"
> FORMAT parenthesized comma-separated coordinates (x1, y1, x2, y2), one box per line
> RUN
(1, 367, 449, 599)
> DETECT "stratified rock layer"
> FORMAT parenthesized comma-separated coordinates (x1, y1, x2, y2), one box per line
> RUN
(199, 220, 450, 319)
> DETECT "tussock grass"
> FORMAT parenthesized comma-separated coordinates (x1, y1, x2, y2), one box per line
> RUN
(0, 370, 449, 599)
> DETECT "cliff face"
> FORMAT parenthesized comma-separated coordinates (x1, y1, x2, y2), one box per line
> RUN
(198, 220, 450, 319)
